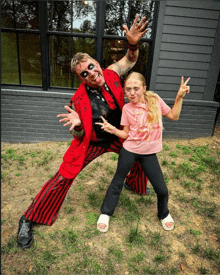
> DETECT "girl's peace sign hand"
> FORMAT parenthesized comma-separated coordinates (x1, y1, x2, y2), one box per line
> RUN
(177, 76, 190, 99)
(95, 116, 116, 134)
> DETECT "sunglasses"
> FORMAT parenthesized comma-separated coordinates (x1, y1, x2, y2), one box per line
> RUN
(80, 63, 95, 79)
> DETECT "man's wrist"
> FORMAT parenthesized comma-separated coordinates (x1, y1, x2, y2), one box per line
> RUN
(74, 123, 83, 131)
(128, 42, 139, 51)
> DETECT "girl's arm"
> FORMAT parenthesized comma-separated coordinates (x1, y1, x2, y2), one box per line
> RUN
(95, 116, 129, 139)
(165, 76, 190, 121)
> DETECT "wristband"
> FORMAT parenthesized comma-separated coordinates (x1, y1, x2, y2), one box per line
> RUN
(74, 124, 83, 131)
(128, 42, 139, 51)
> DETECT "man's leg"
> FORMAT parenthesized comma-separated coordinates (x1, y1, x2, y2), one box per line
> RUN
(24, 172, 73, 225)
(17, 144, 107, 249)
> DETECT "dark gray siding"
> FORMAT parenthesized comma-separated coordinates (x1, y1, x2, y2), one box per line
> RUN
(162, 99, 219, 139)
(150, 1, 220, 100)
(1, 89, 74, 143)
(149, 1, 220, 138)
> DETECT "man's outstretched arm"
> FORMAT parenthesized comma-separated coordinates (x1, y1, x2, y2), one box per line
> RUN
(108, 14, 148, 77)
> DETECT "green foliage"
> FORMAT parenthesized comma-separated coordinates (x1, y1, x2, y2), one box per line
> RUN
(86, 213, 99, 225)
(153, 253, 168, 263)
(189, 228, 202, 236)
(105, 165, 115, 175)
(42, 250, 57, 263)
(1, 149, 25, 164)
(1, 236, 18, 254)
(149, 231, 162, 246)
(67, 140, 71, 146)
(78, 172, 86, 179)
(182, 145, 192, 154)
(1, 171, 7, 182)
(64, 206, 74, 214)
(130, 252, 145, 263)
(169, 151, 178, 158)
(87, 191, 102, 208)
(173, 161, 206, 181)
(15, 172, 21, 176)
(110, 153, 118, 161)
(108, 246, 123, 261)
(163, 144, 170, 151)
(162, 158, 169, 166)
(61, 229, 78, 250)
(127, 228, 145, 245)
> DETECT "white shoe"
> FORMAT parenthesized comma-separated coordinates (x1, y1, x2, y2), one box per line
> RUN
(97, 214, 110, 232)
(161, 214, 174, 231)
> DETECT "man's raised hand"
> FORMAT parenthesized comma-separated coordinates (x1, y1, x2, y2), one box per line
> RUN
(123, 14, 148, 45)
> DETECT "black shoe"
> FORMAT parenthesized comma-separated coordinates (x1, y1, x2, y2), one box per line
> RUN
(17, 215, 34, 249)
(144, 187, 151, 195)
(124, 183, 151, 195)
(124, 182, 133, 191)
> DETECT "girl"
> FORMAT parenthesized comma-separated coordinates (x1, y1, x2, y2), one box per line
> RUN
(96, 72, 190, 232)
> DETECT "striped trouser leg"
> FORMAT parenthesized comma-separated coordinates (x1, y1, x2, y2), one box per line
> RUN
(24, 172, 73, 225)
(125, 162, 148, 195)
(24, 145, 108, 225)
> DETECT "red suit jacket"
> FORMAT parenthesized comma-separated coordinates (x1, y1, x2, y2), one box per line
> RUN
(59, 69, 125, 179)
(59, 69, 148, 195)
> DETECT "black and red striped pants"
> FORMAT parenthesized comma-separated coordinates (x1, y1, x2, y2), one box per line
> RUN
(24, 141, 148, 225)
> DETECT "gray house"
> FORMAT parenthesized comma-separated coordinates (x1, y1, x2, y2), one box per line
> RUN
(1, 1, 220, 143)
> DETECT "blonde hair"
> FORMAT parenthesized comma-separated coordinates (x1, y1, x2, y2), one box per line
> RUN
(70, 52, 94, 73)
(124, 72, 161, 124)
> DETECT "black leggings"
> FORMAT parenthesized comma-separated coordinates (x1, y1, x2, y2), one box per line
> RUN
(101, 147, 169, 220)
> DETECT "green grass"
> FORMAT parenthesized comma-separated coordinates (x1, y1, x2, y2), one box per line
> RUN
(1, 139, 220, 274)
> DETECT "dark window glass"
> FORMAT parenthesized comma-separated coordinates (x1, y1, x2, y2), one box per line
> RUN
(50, 36, 95, 88)
(1, 0, 16, 28)
(1, 0, 157, 89)
(1, 0, 39, 29)
(19, 34, 42, 85)
(132, 42, 150, 75)
(103, 39, 126, 69)
(105, 0, 154, 39)
(103, 39, 149, 79)
(15, 1, 39, 29)
(1, 33, 19, 84)
(50, 35, 72, 88)
(48, 0, 96, 34)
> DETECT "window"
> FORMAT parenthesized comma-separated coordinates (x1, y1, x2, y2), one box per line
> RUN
(1, 0, 158, 90)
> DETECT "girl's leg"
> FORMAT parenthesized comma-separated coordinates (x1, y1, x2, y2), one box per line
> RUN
(106, 141, 149, 195)
(101, 148, 136, 216)
(138, 154, 169, 220)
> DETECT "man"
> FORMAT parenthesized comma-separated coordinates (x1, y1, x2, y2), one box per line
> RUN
(17, 14, 150, 249)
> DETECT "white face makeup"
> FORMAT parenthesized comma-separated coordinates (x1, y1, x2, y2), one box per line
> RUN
(75, 59, 105, 87)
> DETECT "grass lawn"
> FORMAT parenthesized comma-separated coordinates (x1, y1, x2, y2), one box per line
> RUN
(1, 132, 220, 275)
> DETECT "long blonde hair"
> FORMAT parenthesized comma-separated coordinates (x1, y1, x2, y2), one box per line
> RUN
(124, 72, 161, 124)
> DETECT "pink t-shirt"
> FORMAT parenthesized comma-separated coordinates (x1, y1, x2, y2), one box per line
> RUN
(121, 95, 171, 155)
